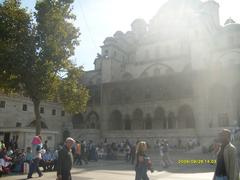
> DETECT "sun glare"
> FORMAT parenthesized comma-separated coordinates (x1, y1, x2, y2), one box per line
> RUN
(107, 0, 167, 30)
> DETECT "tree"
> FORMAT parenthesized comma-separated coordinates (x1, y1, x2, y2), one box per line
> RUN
(0, 0, 89, 135)
(0, 0, 34, 92)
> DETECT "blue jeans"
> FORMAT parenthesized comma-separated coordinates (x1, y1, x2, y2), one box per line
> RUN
(135, 164, 149, 180)
(215, 176, 228, 180)
(27, 158, 42, 178)
(75, 154, 82, 165)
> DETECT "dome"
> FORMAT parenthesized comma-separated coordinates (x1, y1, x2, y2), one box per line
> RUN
(222, 23, 240, 33)
(103, 37, 117, 45)
(131, 18, 147, 27)
(131, 18, 147, 36)
(125, 31, 134, 37)
(224, 17, 236, 26)
(113, 31, 124, 38)
(202, 0, 219, 6)
(154, 0, 201, 17)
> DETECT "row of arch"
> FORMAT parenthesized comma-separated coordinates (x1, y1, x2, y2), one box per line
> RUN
(109, 105, 195, 130)
(72, 111, 100, 129)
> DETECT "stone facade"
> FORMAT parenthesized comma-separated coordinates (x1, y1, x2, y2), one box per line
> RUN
(1, 0, 240, 147)
(74, 0, 240, 145)
(0, 94, 68, 147)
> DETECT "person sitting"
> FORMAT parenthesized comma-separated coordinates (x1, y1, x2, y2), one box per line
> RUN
(12, 149, 25, 173)
(0, 147, 12, 175)
(41, 149, 53, 171)
(52, 149, 58, 171)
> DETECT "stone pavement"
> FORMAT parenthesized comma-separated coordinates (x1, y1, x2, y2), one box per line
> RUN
(1, 151, 216, 180)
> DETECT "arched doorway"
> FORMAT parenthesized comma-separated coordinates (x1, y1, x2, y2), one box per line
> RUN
(72, 113, 84, 129)
(109, 110, 122, 130)
(145, 114, 152, 130)
(178, 105, 195, 128)
(154, 107, 166, 129)
(132, 108, 144, 129)
(86, 111, 100, 129)
(124, 114, 131, 130)
(168, 112, 176, 129)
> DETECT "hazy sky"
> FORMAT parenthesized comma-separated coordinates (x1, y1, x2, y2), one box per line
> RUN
(3, 0, 240, 70)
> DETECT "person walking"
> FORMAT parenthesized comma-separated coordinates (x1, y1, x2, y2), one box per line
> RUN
(131, 143, 136, 165)
(81, 141, 88, 165)
(57, 137, 75, 180)
(74, 141, 82, 166)
(27, 144, 44, 179)
(135, 141, 153, 180)
(213, 129, 239, 180)
(162, 139, 171, 168)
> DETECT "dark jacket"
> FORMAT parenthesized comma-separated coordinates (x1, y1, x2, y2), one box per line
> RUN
(57, 146, 73, 177)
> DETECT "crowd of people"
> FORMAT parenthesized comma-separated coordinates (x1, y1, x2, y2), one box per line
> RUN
(0, 137, 58, 178)
(0, 136, 159, 178)
(1, 130, 239, 180)
(71, 139, 141, 167)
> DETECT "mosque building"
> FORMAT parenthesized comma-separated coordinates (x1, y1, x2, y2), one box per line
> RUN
(1, 0, 240, 147)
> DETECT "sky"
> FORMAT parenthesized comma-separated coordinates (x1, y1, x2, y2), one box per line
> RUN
(2, 0, 240, 71)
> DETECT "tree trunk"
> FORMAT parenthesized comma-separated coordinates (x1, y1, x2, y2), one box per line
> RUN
(33, 99, 41, 135)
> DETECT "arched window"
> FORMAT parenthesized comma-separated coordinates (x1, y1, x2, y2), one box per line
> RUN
(124, 114, 131, 130)
(132, 108, 144, 130)
(86, 111, 100, 129)
(72, 113, 84, 129)
(145, 114, 152, 130)
(178, 105, 195, 128)
(104, 49, 109, 56)
(154, 107, 166, 129)
(109, 110, 122, 130)
(168, 112, 176, 129)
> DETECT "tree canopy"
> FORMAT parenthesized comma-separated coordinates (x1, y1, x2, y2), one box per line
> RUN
(0, 0, 89, 135)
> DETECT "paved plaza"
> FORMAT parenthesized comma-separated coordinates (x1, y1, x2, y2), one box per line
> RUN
(2, 152, 215, 180)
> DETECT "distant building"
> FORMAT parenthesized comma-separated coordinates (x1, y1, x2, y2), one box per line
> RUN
(1, 0, 240, 147)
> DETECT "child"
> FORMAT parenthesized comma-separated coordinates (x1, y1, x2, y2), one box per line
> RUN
(25, 147, 33, 164)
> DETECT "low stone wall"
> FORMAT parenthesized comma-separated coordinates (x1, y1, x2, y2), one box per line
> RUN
(102, 129, 197, 147)
(70, 129, 101, 142)
(69, 127, 234, 148)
